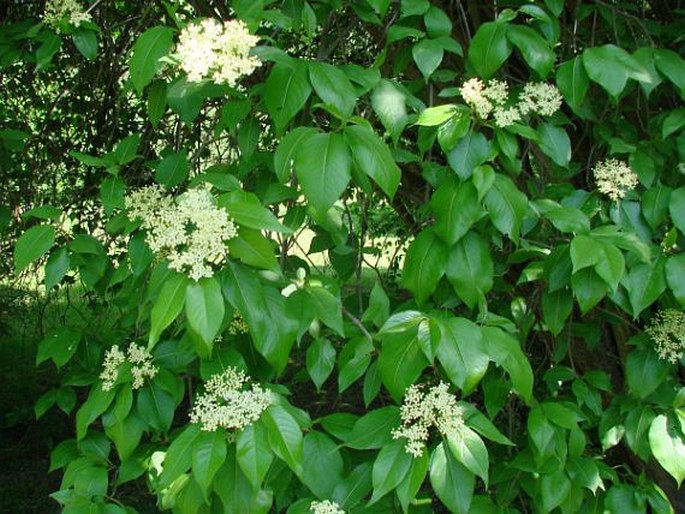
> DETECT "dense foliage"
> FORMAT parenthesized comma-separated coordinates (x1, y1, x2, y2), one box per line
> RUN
(2, 0, 685, 512)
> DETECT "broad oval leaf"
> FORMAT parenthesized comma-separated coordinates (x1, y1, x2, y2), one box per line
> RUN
(130, 26, 175, 94)
(14, 224, 55, 274)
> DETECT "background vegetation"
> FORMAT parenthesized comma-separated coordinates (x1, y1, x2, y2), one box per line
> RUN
(1, 0, 685, 512)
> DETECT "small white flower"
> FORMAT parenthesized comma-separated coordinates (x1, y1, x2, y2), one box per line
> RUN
(646, 310, 685, 364)
(43, 0, 91, 31)
(176, 18, 261, 86)
(100, 345, 125, 391)
(310, 500, 345, 514)
(100, 343, 158, 391)
(190, 367, 271, 432)
(392, 382, 464, 457)
(126, 187, 237, 280)
(517, 82, 563, 117)
(460, 78, 494, 119)
(493, 106, 521, 127)
(593, 158, 639, 201)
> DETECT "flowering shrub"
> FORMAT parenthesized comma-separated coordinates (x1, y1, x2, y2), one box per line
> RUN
(4, 1, 685, 513)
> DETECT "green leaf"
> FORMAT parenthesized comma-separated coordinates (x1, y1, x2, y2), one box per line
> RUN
(274, 127, 317, 183)
(36, 328, 81, 368)
(130, 26, 175, 94)
(14, 224, 55, 274)
(112, 134, 141, 166)
(649, 414, 685, 486)
(370, 438, 413, 504)
(424, 6, 452, 38)
(540, 470, 572, 511)
(483, 174, 528, 244)
(45, 247, 70, 290)
(446, 427, 489, 486)
(265, 61, 312, 134)
(72, 28, 98, 60)
(481, 326, 533, 404)
(306, 338, 336, 390)
(192, 429, 227, 500)
(666, 254, 685, 307)
(219, 191, 292, 233)
(447, 130, 494, 180)
(303, 431, 344, 498)
(338, 337, 373, 393)
(103, 411, 143, 462)
(307, 286, 344, 336)
(459, 402, 514, 446)
(570, 234, 602, 273)
(669, 187, 685, 236)
(412, 38, 444, 80)
(294, 132, 351, 213)
(361, 282, 390, 328)
(159, 424, 202, 488)
(149, 273, 188, 348)
(344, 124, 401, 199)
(378, 327, 430, 401)
(371, 80, 407, 144)
(434, 317, 489, 394)
(236, 422, 273, 489)
(430, 443, 475, 514)
(446, 232, 493, 309)
(545, 206, 590, 234)
(147, 80, 167, 127)
(100, 176, 125, 215)
(36, 32, 61, 71)
(136, 383, 176, 433)
(506, 24, 554, 77)
(415, 104, 457, 127)
(542, 289, 573, 336)
(431, 178, 484, 246)
(537, 122, 571, 167)
(155, 150, 188, 187)
(626, 347, 670, 399)
(185, 276, 225, 349)
(227, 227, 280, 273)
(395, 449, 429, 512)
(309, 61, 357, 118)
(345, 406, 401, 450)
(582, 44, 651, 99)
(571, 268, 607, 314)
(622, 258, 667, 317)
(262, 404, 303, 476)
(556, 56, 590, 112)
(401, 229, 448, 306)
(655, 49, 685, 97)
(467, 21, 512, 79)
(76, 386, 116, 441)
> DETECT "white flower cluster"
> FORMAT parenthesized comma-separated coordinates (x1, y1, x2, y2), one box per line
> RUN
(646, 309, 685, 364)
(310, 500, 345, 514)
(392, 382, 464, 457)
(459, 78, 562, 127)
(100, 343, 158, 391)
(125, 185, 237, 281)
(228, 312, 249, 335)
(176, 18, 261, 85)
(593, 158, 640, 201)
(190, 367, 271, 432)
(43, 0, 91, 30)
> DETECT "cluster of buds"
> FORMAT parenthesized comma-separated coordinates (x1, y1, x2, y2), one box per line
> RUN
(646, 309, 685, 364)
(459, 78, 562, 127)
(392, 382, 464, 457)
(189, 367, 271, 432)
(592, 158, 640, 202)
(43, 0, 91, 31)
(175, 18, 261, 85)
(100, 343, 158, 391)
(310, 500, 345, 514)
(125, 186, 237, 281)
